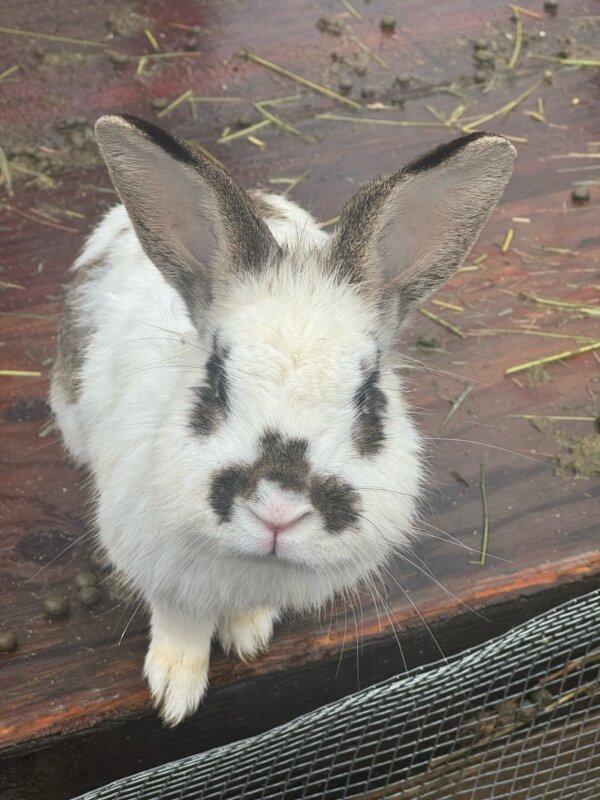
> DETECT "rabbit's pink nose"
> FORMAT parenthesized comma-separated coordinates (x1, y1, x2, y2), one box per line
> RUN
(250, 508, 311, 536)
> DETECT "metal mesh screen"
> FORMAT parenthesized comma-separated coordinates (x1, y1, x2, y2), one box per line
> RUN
(77, 589, 600, 800)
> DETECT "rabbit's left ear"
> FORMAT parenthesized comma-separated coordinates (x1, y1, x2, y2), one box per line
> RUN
(327, 132, 516, 318)
(95, 115, 279, 317)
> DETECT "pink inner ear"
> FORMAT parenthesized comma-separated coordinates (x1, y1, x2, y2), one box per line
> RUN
(144, 149, 221, 270)
(376, 146, 514, 302)
(379, 186, 443, 291)
(97, 116, 281, 310)
(100, 126, 224, 285)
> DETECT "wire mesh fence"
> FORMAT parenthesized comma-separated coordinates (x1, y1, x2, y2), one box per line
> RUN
(77, 589, 600, 800)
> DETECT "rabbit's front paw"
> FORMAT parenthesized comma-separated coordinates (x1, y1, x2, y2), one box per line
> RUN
(219, 608, 277, 661)
(144, 605, 216, 727)
(144, 636, 209, 726)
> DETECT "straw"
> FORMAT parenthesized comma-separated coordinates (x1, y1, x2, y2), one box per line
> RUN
(242, 50, 362, 109)
(505, 342, 600, 375)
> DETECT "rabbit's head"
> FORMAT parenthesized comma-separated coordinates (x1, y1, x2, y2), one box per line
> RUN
(95, 116, 514, 597)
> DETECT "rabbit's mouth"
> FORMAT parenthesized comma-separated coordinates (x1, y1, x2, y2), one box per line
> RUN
(248, 507, 313, 545)
(210, 483, 362, 567)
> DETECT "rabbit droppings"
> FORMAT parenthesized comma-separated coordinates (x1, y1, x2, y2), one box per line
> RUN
(50, 115, 515, 725)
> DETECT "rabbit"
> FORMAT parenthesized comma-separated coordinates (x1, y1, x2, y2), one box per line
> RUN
(50, 114, 515, 726)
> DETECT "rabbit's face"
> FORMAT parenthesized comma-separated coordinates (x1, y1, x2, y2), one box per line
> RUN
(187, 264, 422, 573)
(94, 115, 515, 596)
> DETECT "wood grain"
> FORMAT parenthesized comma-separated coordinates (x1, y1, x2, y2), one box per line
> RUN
(0, 0, 599, 797)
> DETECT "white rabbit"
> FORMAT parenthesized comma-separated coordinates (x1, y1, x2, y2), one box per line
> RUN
(50, 115, 515, 725)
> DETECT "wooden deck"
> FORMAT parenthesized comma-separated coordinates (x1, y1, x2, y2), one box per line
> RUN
(0, 1, 599, 797)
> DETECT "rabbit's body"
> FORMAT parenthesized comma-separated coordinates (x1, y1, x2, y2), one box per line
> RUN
(51, 115, 515, 725)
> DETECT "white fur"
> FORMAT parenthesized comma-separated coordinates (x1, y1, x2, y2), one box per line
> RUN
(50, 197, 423, 725)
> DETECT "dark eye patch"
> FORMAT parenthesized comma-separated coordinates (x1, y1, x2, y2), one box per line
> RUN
(353, 363, 387, 456)
(354, 367, 379, 411)
(190, 335, 230, 435)
(205, 339, 230, 408)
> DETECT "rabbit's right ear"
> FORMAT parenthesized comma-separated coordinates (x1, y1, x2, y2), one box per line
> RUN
(95, 115, 279, 316)
(327, 132, 516, 321)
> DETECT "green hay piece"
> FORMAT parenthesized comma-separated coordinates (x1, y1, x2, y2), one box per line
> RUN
(477, 464, 490, 566)
(419, 307, 465, 339)
(0, 24, 106, 47)
(507, 12, 523, 70)
(241, 50, 362, 110)
(0, 64, 19, 81)
(506, 342, 600, 375)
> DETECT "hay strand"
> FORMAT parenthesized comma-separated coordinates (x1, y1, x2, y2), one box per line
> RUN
(512, 415, 597, 422)
(501, 228, 515, 253)
(0, 64, 19, 82)
(462, 80, 540, 131)
(0, 146, 13, 197)
(340, 0, 363, 20)
(316, 113, 446, 128)
(242, 50, 362, 109)
(526, 294, 600, 317)
(143, 28, 160, 51)
(507, 11, 523, 70)
(477, 463, 490, 566)
(217, 119, 271, 144)
(254, 101, 314, 142)
(0, 24, 106, 47)
(0, 369, 42, 377)
(440, 384, 473, 430)
(157, 89, 193, 118)
(419, 307, 465, 338)
(505, 342, 600, 375)
(432, 299, 464, 312)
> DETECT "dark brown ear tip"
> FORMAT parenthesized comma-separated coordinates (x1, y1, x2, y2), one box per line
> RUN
(95, 113, 159, 138)
(474, 135, 518, 174)
(406, 131, 516, 176)
(469, 131, 517, 156)
(94, 114, 137, 146)
(94, 113, 199, 168)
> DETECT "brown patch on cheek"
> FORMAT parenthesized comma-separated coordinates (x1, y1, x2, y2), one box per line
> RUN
(310, 475, 361, 533)
(189, 387, 222, 435)
(209, 466, 254, 523)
